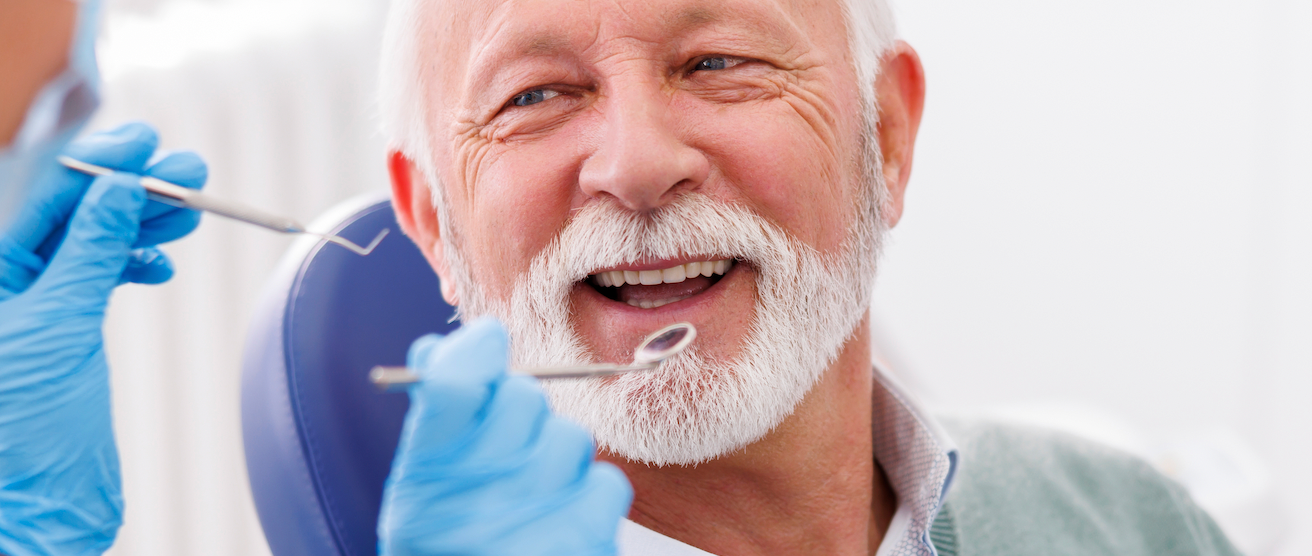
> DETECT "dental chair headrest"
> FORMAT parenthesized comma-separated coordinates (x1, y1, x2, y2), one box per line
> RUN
(241, 193, 459, 556)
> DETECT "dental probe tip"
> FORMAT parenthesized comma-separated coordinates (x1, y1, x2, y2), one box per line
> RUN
(315, 228, 389, 256)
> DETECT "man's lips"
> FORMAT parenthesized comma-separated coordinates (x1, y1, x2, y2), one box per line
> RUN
(588, 258, 735, 309)
(572, 259, 752, 366)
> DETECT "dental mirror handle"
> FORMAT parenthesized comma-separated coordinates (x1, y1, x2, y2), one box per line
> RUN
(369, 363, 658, 392)
(57, 156, 305, 234)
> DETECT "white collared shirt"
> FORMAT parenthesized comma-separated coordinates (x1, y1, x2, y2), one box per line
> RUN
(618, 365, 960, 556)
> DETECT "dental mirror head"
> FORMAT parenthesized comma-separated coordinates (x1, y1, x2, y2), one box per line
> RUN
(633, 322, 697, 366)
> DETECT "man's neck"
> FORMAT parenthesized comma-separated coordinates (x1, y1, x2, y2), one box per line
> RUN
(602, 319, 897, 556)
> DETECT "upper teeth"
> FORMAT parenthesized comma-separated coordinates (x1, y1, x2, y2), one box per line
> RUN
(592, 259, 733, 287)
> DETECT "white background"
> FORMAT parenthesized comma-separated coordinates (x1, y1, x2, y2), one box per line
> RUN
(880, 1, 1311, 554)
(90, 0, 1310, 554)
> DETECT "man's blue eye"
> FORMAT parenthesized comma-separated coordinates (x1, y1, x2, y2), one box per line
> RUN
(693, 57, 740, 72)
(511, 89, 560, 107)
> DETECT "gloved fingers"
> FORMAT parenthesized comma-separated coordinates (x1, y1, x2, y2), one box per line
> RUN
(119, 247, 175, 285)
(431, 414, 598, 506)
(19, 123, 160, 256)
(587, 462, 636, 520)
(393, 319, 512, 472)
(29, 175, 145, 304)
(530, 464, 633, 547)
(507, 416, 598, 497)
(405, 333, 446, 371)
(461, 461, 633, 556)
(457, 376, 550, 464)
(546, 463, 634, 553)
(135, 150, 207, 247)
(0, 234, 46, 299)
(61, 122, 161, 172)
(411, 317, 509, 385)
(538, 462, 634, 545)
(381, 460, 632, 556)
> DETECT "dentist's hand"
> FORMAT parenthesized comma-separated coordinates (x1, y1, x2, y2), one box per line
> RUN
(0, 122, 206, 556)
(1, 122, 206, 294)
(379, 318, 633, 556)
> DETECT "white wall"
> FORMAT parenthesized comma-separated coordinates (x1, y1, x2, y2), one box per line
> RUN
(89, 0, 1310, 554)
(878, 1, 1312, 554)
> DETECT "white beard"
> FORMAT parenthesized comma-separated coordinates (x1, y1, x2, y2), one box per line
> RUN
(439, 103, 887, 466)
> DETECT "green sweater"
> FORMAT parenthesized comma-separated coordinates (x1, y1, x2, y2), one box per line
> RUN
(929, 419, 1243, 556)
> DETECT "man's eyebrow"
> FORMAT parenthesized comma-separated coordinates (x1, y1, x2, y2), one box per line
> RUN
(516, 35, 572, 56)
(670, 7, 718, 30)
(466, 3, 798, 106)
(664, 5, 798, 54)
(498, 7, 720, 58)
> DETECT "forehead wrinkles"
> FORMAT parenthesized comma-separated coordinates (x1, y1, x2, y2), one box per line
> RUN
(455, 0, 812, 87)
(422, 0, 849, 117)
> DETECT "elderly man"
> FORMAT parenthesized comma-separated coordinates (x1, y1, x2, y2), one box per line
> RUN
(376, 0, 1242, 554)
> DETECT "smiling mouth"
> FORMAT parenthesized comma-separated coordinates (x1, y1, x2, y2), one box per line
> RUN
(588, 259, 736, 309)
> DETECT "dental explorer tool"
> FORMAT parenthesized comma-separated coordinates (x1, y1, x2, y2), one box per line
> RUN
(369, 322, 697, 391)
(57, 156, 389, 256)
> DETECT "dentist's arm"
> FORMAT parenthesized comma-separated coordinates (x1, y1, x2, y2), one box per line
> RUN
(379, 318, 633, 556)
(0, 122, 206, 556)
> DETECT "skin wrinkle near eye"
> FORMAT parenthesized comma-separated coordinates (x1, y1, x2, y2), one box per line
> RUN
(450, 123, 498, 209)
(780, 76, 845, 155)
(683, 63, 791, 105)
(493, 108, 580, 143)
(484, 51, 820, 141)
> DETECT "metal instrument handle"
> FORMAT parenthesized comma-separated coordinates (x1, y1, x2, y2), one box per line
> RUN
(139, 176, 305, 233)
(369, 363, 657, 392)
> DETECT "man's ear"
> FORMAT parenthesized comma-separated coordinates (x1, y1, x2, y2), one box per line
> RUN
(873, 41, 925, 229)
(388, 150, 460, 307)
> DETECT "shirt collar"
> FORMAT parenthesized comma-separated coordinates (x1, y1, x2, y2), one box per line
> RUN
(870, 363, 960, 556)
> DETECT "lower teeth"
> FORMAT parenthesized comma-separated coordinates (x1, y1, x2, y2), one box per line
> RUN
(626, 295, 690, 309)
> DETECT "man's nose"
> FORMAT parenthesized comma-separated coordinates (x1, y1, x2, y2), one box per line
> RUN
(578, 87, 709, 212)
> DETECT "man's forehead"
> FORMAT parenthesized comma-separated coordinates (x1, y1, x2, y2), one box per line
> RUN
(418, 0, 842, 77)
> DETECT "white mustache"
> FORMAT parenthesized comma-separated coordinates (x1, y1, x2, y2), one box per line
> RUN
(536, 194, 805, 290)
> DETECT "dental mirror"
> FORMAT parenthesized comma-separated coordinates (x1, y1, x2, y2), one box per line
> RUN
(370, 322, 697, 391)
(630, 322, 696, 366)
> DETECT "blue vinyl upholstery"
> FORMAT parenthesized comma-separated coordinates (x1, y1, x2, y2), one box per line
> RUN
(242, 194, 459, 556)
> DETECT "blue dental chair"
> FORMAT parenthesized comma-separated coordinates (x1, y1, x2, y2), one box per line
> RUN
(241, 193, 460, 556)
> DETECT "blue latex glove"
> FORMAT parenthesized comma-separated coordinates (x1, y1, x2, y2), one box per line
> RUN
(1, 122, 207, 294)
(0, 123, 206, 556)
(379, 318, 633, 556)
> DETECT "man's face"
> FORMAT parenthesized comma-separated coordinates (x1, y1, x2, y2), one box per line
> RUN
(395, 0, 912, 464)
(419, 0, 866, 357)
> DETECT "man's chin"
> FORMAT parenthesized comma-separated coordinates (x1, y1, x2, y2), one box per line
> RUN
(540, 351, 789, 467)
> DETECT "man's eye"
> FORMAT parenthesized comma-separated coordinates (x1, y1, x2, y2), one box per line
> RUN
(691, 56, 746, 73)
(510, 89, 561, 107)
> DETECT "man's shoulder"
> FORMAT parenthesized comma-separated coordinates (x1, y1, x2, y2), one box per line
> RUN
(931, 417, 1241, 556)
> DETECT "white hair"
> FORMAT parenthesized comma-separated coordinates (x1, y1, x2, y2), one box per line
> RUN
(377, 0, 899, 219)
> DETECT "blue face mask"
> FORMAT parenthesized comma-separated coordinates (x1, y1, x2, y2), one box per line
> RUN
(0, 0, 103, 230)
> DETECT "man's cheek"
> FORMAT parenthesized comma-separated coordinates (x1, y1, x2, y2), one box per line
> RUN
(699, 112, 845, 244)
(466, 156, 578, 293)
